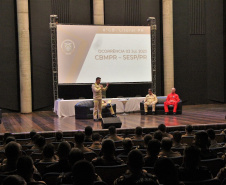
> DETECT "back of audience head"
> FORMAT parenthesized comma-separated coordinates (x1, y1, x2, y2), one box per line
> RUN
(29, 130, 36, 140)
(122, 138, 133, 152)
(72, 160, 96, 185)
(5, 141, 21, 160)
(207, 128, 216, 140)
(185, 125, 193, 134)
(195, 131, 209, 149)
(173, 131, 182, 143)
(135, 126, 143, 137)
(85, 126, 93, 137)
(158, 124, 166, 133)
(35, 136, 46, 149)
(154, 158, 180, 185)
(183, 146, 201, 169)
(17, 156, 34, 180)
(101, 139, 115, 157)
(74, 131, 85, 145)
(3, 133, 13, 144)
(43, 143, 55, 159)
(57, 141, 71, 160)
(92, 133, 101, 142)
(69, 148, 84, 167)
(5, 136, 16, 144)
(153, 131, 163, 142)
(55, 130, 63, 141)
(144, 134, 152, 146)
(127, 149, 144, 173)
(147, 139, 161, 157)
(161, 137, 173, 151)
(109, 126, 117, 135)
(3, 175, 26, 185)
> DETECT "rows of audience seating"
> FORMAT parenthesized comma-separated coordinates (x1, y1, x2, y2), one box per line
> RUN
(1, 124, 226, 185)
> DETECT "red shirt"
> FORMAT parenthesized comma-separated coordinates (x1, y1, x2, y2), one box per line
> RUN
(166, 93, 180, 103)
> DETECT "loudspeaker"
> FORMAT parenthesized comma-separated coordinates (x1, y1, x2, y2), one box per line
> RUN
(101, 117, 122, 129)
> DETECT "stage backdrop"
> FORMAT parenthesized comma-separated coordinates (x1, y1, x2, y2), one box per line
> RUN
(57, 25, 152, 84)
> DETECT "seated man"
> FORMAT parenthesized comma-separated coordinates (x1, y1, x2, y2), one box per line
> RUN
(102, 99, 116, 117)
(107, 126, 123, 141)
(183, 125, 194, 136)
(164, 87, 180, 115)
(144, 88, 158, 115)
(159, 137, 181, 158)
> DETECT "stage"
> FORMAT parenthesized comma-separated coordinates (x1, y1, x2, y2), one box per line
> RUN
(1, 104, 226, 134)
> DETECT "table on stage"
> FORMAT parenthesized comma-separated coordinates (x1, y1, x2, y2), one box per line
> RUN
(54, 97, 145, 117)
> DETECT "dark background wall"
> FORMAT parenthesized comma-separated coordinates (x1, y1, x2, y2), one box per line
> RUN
(173, 0, 226, 104)
(0, 0, 20, 111)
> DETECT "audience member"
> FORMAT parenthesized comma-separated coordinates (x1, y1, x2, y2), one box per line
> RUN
(153, 131, 163, 142)
(55, 130, 63, 142)
(158, 124, 172, 138)
(72, 160, 101, 185)
(74, 131, 92, 153)
(84, 126, 93, 142)
(207, 128, 221, 148)
(154, 158, 184, 185)
(183, 125, 194, 136)
(132, 127, 143, 140)
(45, 141, 71, 173)
(178, 146, 212, 181)
(159, 137, 181, 157)
(0, 133, 13, 151)
(0, 141, 21, 172)
(114, 150, 158, 185)
(173, 131, 186, 149)
(144, 139, 161, 167)
(195, 131, 217, 159)
(118, 138, 134, 158)
(31, 135, 46, 152)
(27, 130, 37, 145)
(17, 156, 46, 184)
(5, 136, 16, 145)
(137, 134, 152, 149)
(107, 126, 123, 141)
(92, 139, 124, 166)
(2, 175, 27, 185)
(40, 143, 57, 162)
(90, 133, 102, 150)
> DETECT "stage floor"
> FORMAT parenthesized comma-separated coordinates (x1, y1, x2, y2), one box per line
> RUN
(1, 104, 226, 133)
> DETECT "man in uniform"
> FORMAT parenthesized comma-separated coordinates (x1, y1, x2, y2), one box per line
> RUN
(102, 100, 116, 117)
(92, 77, 108, 121)
(144, 88, 158, 115)
(164, 87, 180, 115)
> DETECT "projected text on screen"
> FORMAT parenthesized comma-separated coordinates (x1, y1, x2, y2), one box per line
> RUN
(57, 25, 152, 84)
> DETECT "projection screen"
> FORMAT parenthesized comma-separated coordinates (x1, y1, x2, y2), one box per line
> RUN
(57, 25, 152, 84)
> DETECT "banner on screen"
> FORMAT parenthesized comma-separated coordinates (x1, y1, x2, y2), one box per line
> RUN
(57, 25, 152, 84)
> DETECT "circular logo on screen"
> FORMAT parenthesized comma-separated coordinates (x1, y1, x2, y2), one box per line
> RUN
(61, 40, 75, 55)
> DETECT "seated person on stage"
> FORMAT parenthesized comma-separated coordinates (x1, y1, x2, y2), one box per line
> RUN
(114, 150, 158, 185)
(178, 146, 212, 181)
(144, 139, 161, 167)
(107, 126, 123, 141)
(207, 128, 221, 149)
(92, 139, 124, 166)
(90, 133, 102, 150)
(183, 125, 194, 137)
(173, 131, 187, 149)
(102, 100, 116, 117)
(144, 88, 158, 115)
(159, 137, 181, 158)
(164, 87, 180, 115)
(74, 132, 92, 153)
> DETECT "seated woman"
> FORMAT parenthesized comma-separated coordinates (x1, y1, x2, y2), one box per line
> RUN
(92, 139, 124, 166)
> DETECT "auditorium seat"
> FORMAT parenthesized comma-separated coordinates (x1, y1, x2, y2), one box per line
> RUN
(171, 148, 185, 155)
(169, 156, 183, 166)
(95, 164, 127, 185)
(84, 152, 97, 162)
(140, 96, 182, 115)
(183, 179, 221, 185)
(181, 136, 194, 146)
(17, 138, 30, 145)
(215, 134, 225, 143)
(35, 162, 56, 175)
(200, 158, 225, 176)
(132, 139, 144, 147)
(30, 153, 43, 161)
(75, 100, 116, 119)
(42, 172, 61, 185)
